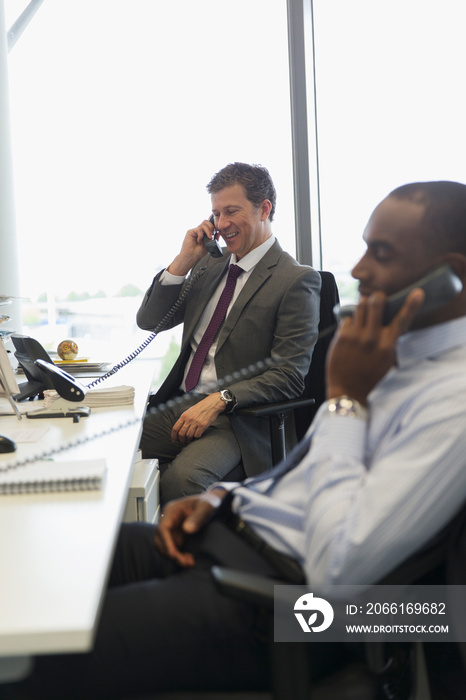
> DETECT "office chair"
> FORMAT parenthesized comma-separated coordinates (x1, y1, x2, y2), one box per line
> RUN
(223, 271, 340, 483)
(208, 497, 466, 700)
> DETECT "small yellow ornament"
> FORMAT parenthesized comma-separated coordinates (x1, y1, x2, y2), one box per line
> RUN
(57, 339, 79, 360)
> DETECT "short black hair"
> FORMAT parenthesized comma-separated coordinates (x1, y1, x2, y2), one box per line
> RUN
(207, 162, 277, 221)
(389, 181, 466, 255)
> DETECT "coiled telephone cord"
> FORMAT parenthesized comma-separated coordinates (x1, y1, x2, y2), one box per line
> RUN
(86, 265, 207, 390)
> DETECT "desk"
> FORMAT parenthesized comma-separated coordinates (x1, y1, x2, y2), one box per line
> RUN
(0, 359, 156, 669)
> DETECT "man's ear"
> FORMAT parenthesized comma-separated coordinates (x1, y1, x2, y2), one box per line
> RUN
(260, 199, 272, 221)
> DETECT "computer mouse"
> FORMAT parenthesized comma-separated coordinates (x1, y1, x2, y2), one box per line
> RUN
(0, 434, 17, 453)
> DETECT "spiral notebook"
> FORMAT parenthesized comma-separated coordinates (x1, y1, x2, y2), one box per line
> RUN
(0, 458, 107, 495)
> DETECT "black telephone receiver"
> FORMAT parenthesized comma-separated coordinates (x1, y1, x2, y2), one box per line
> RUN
(34, 359, 88, 402)
(204, 215, 223, 258)
(335, 264, 463, 325)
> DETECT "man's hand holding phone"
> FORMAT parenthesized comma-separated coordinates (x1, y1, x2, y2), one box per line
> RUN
(326, 288, 425, 405)
(167, 217, 221, 276)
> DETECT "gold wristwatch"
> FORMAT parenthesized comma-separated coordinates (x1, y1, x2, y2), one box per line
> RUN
(327, 395, 368, 419)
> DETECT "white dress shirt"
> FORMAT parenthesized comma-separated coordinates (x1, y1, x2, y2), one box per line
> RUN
(223, 316, 466, 591)
(161, 236, 276, 392)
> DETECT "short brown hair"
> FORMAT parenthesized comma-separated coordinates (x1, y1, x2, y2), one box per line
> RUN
(207, 162, 277, 221)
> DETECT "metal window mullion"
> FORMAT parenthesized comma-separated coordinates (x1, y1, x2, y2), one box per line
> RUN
(287, 0, 322, 269)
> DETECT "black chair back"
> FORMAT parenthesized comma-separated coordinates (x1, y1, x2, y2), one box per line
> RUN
(294, 270, 340, 440)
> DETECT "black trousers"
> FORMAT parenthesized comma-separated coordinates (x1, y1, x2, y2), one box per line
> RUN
(0, 521, 287, 699)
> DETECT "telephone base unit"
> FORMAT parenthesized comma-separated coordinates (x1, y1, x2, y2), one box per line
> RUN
(124, 457, 159, 524)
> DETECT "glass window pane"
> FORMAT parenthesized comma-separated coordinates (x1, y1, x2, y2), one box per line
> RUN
(314, 0, 466, 302)
(8, 0, 293, 376)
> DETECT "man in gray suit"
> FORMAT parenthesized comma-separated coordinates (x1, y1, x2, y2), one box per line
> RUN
(137, 163, 321, 502)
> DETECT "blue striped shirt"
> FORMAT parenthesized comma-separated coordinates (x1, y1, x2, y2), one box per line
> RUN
(224, 316, 466, 590)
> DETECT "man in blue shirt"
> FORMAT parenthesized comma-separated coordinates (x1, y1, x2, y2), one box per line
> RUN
(5, 181, 466, 698)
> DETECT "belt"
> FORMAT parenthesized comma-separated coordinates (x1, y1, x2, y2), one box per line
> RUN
(224, 512, 305, 585)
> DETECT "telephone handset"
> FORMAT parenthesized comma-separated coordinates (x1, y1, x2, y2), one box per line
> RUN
(88, 216, 223, 381)
(35, 359, 87, 402)
(335, 264, 463, 325)
(203, 215, 223, 258)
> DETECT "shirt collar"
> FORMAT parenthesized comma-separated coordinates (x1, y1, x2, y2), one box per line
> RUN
(396, 316, 466, 368)
(230, 235, 275, 272)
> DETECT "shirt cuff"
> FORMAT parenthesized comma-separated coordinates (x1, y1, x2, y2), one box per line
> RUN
(311, 406, 367, 463)
(160, 268, 186, 285)
(209, 481, 238, 494)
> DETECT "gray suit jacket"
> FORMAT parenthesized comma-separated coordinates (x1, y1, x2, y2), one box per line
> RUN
(137, 240, 321, 476)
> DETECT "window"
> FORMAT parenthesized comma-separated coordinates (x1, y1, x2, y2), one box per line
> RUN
(313, 0, 466, 302)
(6, 0, 293, 383)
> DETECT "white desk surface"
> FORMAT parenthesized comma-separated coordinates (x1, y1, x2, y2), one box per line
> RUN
(0, 359, 156, 657)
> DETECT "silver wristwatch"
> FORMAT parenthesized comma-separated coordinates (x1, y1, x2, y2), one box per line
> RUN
(219, 389, 237, 414)
(327, 395, 368, 419)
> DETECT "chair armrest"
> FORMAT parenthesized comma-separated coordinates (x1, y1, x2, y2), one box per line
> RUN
(211, 565, 284, 609)
(237, 397, 315, 418)
(236, 398, 316, 465)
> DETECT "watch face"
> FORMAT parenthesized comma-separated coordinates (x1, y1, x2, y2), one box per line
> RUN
(220, 390, 236, 412)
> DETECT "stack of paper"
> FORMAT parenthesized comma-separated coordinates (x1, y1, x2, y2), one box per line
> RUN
(84, 385, 135, 407)
(52, 359, 110, 374)
(43, 385, 135, 408)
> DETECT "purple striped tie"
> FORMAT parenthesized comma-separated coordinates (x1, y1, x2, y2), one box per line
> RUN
(185, 264, 243, 392)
